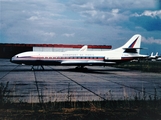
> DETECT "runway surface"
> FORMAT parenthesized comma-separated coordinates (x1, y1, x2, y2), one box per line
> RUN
(0, 59, 161, 103)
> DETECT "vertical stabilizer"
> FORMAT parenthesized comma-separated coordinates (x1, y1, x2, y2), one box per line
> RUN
(156, 52, 158, 57)
(121, 34, 141, 53)
(122, 34, 141, 49)
(151, 52, 154, 57)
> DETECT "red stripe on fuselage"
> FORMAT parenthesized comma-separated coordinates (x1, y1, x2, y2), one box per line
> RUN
(18, 56, 105, 61)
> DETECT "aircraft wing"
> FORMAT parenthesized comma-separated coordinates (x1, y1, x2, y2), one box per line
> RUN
(61, 60, 116, 65)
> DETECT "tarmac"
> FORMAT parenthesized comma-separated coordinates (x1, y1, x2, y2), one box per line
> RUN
(0, 59, 161, 103)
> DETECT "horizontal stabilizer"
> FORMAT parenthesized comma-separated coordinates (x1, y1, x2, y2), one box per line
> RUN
(123, 48, 144, 49)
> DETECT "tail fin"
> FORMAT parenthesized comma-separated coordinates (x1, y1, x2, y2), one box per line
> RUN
(79, 45, 88, 51)
(122, 34, 141, 49)
(150, 52, 158, 57)
(155, 52, 158, 57)
(121, 34, 141, 53)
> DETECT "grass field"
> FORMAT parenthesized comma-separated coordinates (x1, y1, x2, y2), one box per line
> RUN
(115, 61, 161, 73)
(0, 100, 161, 120)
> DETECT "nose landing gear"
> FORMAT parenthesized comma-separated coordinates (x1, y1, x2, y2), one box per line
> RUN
(31, 65, 44, 71)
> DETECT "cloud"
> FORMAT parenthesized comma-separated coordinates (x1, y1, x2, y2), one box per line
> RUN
(28, 16, 39, 21)
(130, 10, 161, 31)
(62, 33, 75, 37)
(70, 0, 156, 11)
(0, 0, 69, 43)
(69, 0, 160, 31)
(0, 0, 160, 54)
(133, 10, 161, 18)
(43, 32, 56, 37)
(142, 36, 161, 44)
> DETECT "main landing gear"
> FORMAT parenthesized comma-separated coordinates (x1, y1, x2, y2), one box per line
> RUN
(75, 66, 87, 71)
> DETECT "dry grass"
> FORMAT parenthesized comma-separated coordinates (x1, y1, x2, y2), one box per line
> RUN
(116, 61, 161, 73)
(0, 100, 161, 120)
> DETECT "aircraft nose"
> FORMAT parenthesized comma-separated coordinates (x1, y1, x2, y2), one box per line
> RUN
(10, 57, 14, 63)
(10, 56, 16, 63)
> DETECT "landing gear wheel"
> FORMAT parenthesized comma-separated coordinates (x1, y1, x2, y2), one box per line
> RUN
(31, 65, 44, 71)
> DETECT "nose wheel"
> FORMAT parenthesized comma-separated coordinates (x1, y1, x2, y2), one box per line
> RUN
(31, 65, 44, 71)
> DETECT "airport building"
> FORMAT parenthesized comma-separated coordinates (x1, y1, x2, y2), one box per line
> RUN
(0, 43, 112, 58)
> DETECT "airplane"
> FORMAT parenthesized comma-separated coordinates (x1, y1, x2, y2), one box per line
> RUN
(10, 34, 147, 70)
(157, 57, 161, 61)
(148, 52, 158, 60)
(153, 53, 161, 61)
(148, 52, 161, 61)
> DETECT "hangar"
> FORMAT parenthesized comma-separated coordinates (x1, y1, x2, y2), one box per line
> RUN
(0, 43, 112, 58)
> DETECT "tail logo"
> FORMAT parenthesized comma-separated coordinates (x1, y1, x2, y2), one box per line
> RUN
(128, 36, 139, 48)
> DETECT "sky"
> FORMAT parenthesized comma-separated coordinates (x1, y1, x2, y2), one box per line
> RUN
(0, 0, 161, 54)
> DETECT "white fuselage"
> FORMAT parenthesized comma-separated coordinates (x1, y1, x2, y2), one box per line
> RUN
(10, 34, 147, 66)
(10, 49, 138, 66)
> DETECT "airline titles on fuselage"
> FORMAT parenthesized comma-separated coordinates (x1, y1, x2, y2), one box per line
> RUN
(62, 53, 94, 57)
